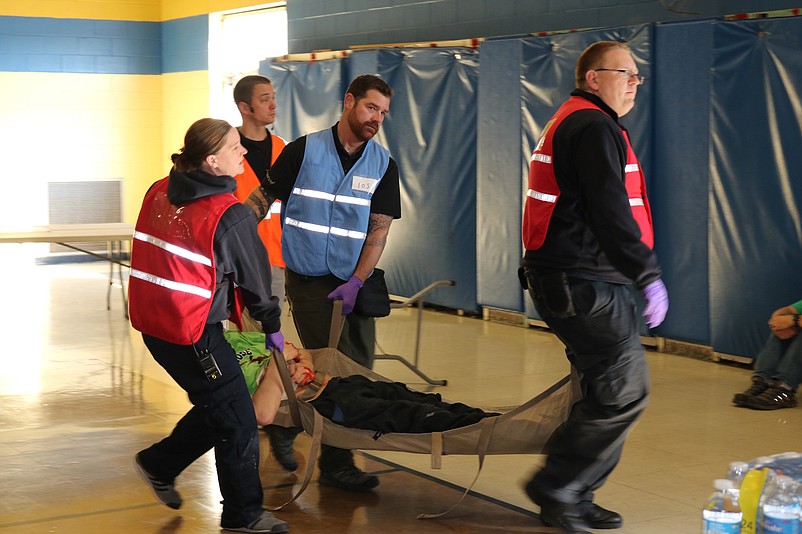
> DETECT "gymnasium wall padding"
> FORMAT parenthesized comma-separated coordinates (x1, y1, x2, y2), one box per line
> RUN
(258, 15, 802, 358)
(708, 17, 802, 356)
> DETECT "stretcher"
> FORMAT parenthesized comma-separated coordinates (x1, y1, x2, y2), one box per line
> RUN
(269, 301, 579, 518)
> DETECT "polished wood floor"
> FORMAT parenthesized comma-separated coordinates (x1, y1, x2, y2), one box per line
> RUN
(2, 245, 802, 533)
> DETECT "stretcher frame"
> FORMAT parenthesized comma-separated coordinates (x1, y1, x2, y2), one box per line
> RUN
(269, 301, 578, 518)
(374, 279, 455, 386)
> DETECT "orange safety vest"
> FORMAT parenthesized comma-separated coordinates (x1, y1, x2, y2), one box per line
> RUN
(233, 133, 286, 268)
(523, 96, 654, 250)
(128, 177, 238, 345)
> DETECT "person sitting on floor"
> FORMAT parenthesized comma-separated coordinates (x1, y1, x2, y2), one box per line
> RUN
(733, 300, 802, 410)
(224, 330, 496, 436)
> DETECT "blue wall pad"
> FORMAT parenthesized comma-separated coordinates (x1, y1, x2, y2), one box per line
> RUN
(709, 16, 802, 357)
(261, 58, 345, 140)
(476, 38, 526, 313)
(349, 48, 481, 312)
(651, 19, 714, 345)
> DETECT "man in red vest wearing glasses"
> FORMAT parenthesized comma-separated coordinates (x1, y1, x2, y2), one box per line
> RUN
(520, 41, 668, 533)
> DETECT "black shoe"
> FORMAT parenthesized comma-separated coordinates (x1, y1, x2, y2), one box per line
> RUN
(580, 502, 623, 529)
(264, 425, 302, 472)
(134, 453, 182, 509)
(538, 501, 592, 533)
(223, 510, 289, 533)
(745, 385, 797, 410)
(524, 482, 590, 533)
(319, 464, 379, 492)
(733, 376, 768, 406)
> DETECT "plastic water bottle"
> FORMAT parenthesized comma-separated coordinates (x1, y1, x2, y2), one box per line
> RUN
(703, 479, 743, 534)
(760, 475, 800, 534)
(729, 461, 750, 487)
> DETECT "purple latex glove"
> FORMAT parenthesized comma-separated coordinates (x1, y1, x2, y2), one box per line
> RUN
(641, 279, 669, 328)
(327, 275, 363, 315)
(265, 330, 285, 353)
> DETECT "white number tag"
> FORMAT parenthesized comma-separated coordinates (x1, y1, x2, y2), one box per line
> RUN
(352, 175, 378, 194)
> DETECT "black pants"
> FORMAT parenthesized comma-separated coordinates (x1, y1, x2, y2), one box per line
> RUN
(285, 269, 376, 472)
(137, 323, 264, 528)
(285, 269, 375, 368)
(524, 270, 650, 505)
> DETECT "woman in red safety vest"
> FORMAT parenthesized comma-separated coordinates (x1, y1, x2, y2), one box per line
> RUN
(128, 118, 289, 534)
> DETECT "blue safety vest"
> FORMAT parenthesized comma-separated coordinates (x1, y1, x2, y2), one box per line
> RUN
(282, 129, 390, 280)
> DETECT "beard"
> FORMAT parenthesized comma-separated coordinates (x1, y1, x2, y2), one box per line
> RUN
(347, 110, 379, 142)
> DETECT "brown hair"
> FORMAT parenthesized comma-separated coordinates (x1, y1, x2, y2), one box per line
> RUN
(345, 74, 393, 101)
(233, 75, 272, 106)
(575, 41, 632, 90)
(170, 118, 233, 173)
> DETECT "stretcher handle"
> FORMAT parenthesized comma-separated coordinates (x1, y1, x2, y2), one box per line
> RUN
(273, 348, 303, 428)
(328, 300, 346, 349)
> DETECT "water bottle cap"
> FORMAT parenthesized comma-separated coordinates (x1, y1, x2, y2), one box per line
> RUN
(714, 479, 734, 490)
(728, 461, 749, 482)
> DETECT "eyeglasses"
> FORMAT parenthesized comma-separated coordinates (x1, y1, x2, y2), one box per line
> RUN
(594, 68, 645, 85)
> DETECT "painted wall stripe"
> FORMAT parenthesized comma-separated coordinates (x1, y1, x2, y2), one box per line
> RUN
(0, 14, 209, 74)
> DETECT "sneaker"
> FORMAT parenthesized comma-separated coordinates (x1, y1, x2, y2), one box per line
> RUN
(223, 510, 289, 533)
(745, 386, 797, 410)
(264, 425, 302, 472)
(733, 376, 769, 406)
(318, 464, 380, 491)
(134, 453, 182, 509)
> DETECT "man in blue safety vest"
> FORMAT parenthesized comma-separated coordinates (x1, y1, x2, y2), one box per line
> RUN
(245, 74, 401, 492)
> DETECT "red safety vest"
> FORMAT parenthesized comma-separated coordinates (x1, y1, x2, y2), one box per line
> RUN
(233, 133, 286, 268)
(523, 96, 654, 250)
(129, 177, 238, 345)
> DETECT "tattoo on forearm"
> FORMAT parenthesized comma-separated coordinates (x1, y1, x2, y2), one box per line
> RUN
(244, 186, 272, 220)
(365, 214, 392, 247)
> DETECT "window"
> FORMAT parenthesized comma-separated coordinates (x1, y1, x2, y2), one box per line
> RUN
(209, 3, 288, 125)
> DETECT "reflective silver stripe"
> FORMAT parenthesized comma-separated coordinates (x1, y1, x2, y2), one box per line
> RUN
(285, 217, 366, 240)
(284, 217, 329, 234)
(629, 198, 645, 206)
(527, 189, 558, 203)
(291, 187, 371, 207)
(130, 269, 212, 299)
(531, 153, 552, 164)
(265, 202, 282, 220)
(292, 187, 335, 202)
(334, 195, 371, 206)
(625, 163, 639, 173)
(133, 231, 212, 266)
(330, 226, 367, 239)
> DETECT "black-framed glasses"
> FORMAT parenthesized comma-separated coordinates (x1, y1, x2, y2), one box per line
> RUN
(594, 68, 645, 85)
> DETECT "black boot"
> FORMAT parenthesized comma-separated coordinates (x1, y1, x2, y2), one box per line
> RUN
(264, 425, 302, 471)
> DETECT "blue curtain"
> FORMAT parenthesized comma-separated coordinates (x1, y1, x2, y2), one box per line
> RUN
(709, 17, 802, 356)
(260, 58, 344, 141)
(350, 48, 481, 311)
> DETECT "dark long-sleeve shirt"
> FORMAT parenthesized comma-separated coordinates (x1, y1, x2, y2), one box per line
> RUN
(522, 90, 661, 289)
